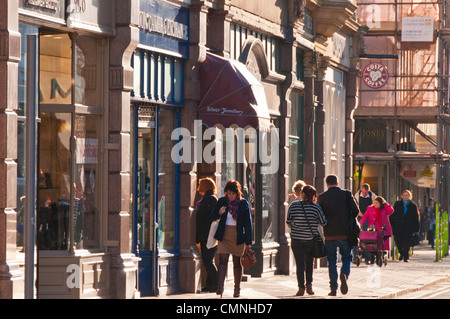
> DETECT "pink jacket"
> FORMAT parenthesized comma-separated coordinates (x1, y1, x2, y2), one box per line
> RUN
(360, 203, 394, 237)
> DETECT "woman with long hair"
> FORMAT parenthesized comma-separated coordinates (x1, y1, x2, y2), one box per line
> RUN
(211, 180, 253, 298)
(287, 185, 327, 296)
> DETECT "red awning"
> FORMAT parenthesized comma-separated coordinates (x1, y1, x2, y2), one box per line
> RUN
(198, 53, 271, 131)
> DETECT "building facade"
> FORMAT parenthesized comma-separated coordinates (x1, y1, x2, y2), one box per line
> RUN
(0, 0, 364, 298)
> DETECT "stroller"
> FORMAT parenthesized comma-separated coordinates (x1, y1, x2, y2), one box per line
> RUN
(355, 226, 388, 267)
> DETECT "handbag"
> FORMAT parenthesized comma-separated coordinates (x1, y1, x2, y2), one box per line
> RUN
(411, 232, 420, 247)
(242, 248, 257, 269)
(206, 219, 220, 249)
(300, 202, 327, 258)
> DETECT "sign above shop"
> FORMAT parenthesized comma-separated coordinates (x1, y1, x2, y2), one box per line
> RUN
(402, 17, 434, 42)
(66, 0, 115, 35)
(400, 161, 436, 188)
(19, 0, 65, 23)
(139, 0, 189, 58)
(362, 62, 389, 89)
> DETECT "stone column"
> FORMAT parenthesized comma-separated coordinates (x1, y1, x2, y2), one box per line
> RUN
(107, 0, 140, 299)
(315, 54, 330, 194)
(302, 51, 316, 186)
(277, 39, 296, 275)
(177, 2, 209, 293)
(345, 67, 360, 190)
(206, 7, 232, 58)
(0, 0, 23, 299)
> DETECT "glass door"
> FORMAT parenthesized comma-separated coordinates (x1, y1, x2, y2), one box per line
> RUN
(133, 103, 158, 297)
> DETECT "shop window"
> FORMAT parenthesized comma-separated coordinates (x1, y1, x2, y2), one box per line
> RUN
(37, 31, 103, 251)
(132, 49, 184, 105)
(157, 108, 177, 251)
(230, 23, 279, 73)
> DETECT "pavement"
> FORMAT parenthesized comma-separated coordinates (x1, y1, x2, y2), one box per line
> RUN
(144, 242, 450, 300)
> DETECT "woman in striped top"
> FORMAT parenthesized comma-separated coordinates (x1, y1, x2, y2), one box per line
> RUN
(287, 185, 327, 296)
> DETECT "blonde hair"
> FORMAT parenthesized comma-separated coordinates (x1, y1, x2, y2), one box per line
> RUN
(198, 177, 217, 194)
(292, 180, 306, 195)
(402, 190, 413, 199)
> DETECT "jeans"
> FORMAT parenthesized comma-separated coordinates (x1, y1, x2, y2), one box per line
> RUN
(325, 239, 352, 291)
(291, 239, 314, 289)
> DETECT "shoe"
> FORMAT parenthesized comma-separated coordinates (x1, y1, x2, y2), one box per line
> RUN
(328, 290, 337, 296)
(340, 273, 348, 295)
(296, 287, 305, 296)
(399, 255, 404, 261)
(306, 284, 314, 295)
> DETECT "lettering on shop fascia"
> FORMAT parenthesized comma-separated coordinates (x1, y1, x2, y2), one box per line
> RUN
(139, 12, 188, 41)
(25, 0, 61, 12)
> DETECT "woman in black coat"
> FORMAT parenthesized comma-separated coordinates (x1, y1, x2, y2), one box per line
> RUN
(211, 180, 252, 298)
(390, 190, 420, 262)
(195, 178, 218, 292)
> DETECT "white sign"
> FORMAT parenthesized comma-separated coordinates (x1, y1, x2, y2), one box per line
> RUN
(401, 17, 434, 42)
(400, 161, 436, 188)
(76, 138, 98, 164)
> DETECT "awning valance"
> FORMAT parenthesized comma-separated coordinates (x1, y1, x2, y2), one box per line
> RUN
(198, 53, 271, 131)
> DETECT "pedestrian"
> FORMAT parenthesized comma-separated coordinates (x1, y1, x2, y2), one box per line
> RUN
(390, 190, 420, 262)
(195, 177, 218, 293)
(212, 180, 253, 298)
(318, 174, 360, 296)
(354, 183, 377, 263)
(287, 185, 327, 296)
(289, 180, 306, 201)
(359, 196, 394, 264)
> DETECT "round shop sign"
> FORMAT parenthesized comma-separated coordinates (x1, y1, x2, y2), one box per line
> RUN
(362, 62, 389, 89)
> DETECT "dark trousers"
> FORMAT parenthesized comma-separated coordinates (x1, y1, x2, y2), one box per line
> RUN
(291, 239, 314, 289)
(394, 235, 411, 260)
(199, 241, 218, 291)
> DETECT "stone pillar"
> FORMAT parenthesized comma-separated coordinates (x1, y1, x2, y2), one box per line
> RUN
(315, 55, 330, 194)
(0, 0, 23, 299)
(345, 68, 360, 190)
(177, 2, 209, 293)
(107, 0, 140, 299)
(206, 7, 232, 58)
(302, 51, 316, 186)
(277, 39, 296, 275)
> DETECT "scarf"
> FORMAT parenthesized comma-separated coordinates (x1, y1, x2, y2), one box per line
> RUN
(402, 199, 411, 215)
(227, 197, 240, 220)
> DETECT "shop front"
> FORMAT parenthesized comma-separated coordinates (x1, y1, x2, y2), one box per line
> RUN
(131, 0, 188, 297)
(11, 0, 140, 299)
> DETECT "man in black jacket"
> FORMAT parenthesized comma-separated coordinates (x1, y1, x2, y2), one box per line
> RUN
(318, 174, 360, 296)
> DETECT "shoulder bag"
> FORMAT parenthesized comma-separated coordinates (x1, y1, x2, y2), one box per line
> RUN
(301, 202, 327, 258)
(206, 219, 220, 249)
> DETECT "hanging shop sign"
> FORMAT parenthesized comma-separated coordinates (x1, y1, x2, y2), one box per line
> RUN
(401, 17, 434, 42)
(19, 0, 66, 23)
(400, 161, 436, 188)
(66, 0, 115, 35)
(139, 0, 189, 58)
(362, 62, 389, 89)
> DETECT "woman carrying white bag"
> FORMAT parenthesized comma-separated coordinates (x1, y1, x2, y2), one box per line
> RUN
(195, 178, 218, 293)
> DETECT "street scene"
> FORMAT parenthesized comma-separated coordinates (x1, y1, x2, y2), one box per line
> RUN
(1, 0, 450, 302)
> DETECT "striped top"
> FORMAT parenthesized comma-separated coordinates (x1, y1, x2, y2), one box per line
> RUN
(287, 201, 327, 241)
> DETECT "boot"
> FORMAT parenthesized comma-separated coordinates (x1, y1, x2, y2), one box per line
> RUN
(233, 256, 242, 298)
(306, 284, 314, 295)
(216, 254, 228, 297)
(233, 266, 242, 298)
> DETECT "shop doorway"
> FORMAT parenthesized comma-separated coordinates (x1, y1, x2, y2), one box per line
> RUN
(133, 104, 159, 296)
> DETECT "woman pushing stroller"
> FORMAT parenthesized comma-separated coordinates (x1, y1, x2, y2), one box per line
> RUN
(359, 197, 394, 265)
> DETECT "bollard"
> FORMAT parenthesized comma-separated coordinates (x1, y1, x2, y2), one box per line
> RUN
(444, 211, 449, 257)
(435, 205, 441, 262)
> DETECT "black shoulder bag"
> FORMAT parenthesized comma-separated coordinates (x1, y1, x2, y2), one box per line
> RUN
(301, 202, 327, 258)
(345, 191, 361, 248)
